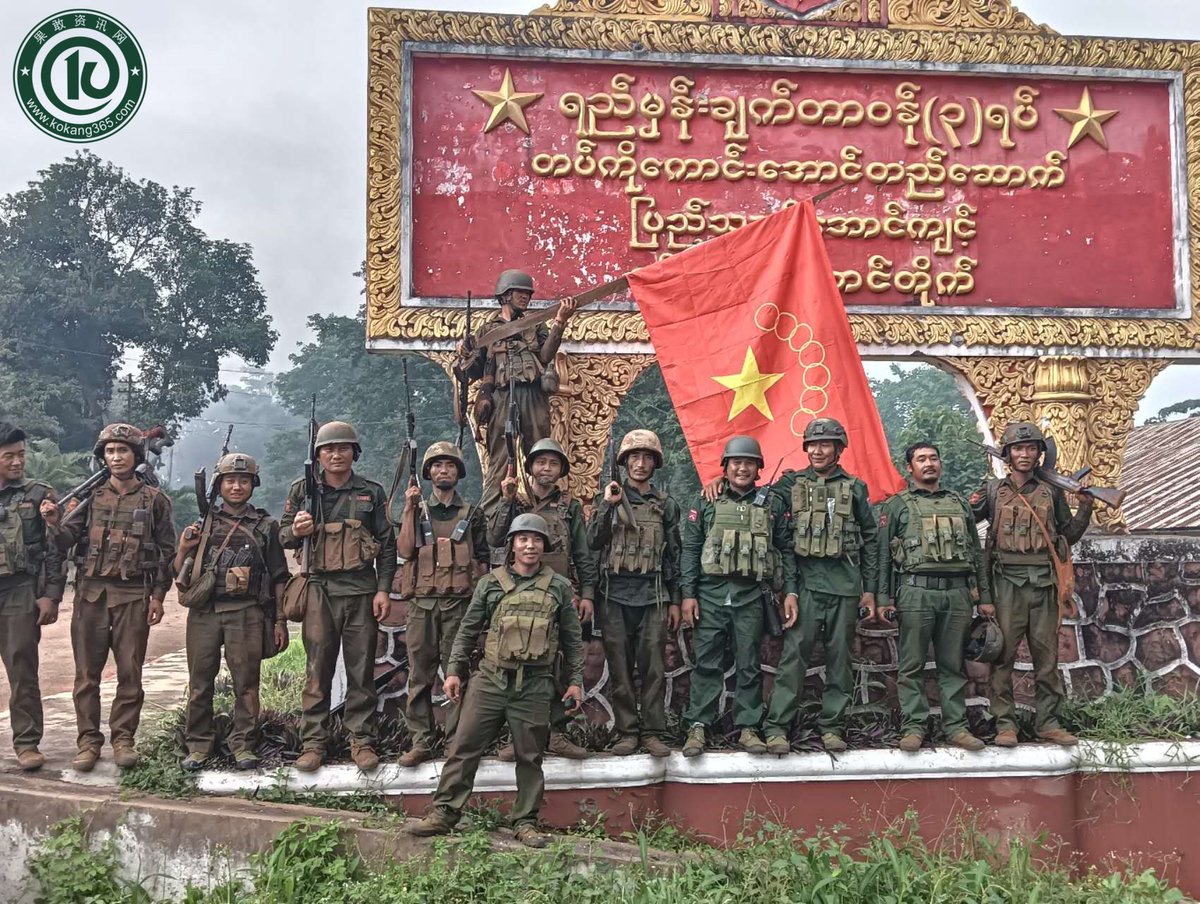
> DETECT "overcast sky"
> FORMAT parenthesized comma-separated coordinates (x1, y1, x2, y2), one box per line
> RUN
(2, 0, 1197, 421)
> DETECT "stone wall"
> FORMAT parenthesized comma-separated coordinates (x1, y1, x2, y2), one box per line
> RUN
(373, 534, 1200, 727)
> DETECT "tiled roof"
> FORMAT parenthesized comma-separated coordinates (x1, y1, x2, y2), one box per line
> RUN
(1121, 417, 1200, 532)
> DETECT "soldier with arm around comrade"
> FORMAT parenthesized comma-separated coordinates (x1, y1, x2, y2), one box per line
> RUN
(877, 442, 991, 753)
(174, 453, 290, 771)
(395, 442, 489, 767)
(40, 423, 175, 772)
(279, 421, 395, 773)
(586, 430, 682, 758)
(972, 422, 1093, 748)
(0, 422, 66, 772)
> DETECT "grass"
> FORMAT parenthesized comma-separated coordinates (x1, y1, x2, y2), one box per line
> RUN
(1060, 679, 1200, 744)
(27, 814, 1187, 904)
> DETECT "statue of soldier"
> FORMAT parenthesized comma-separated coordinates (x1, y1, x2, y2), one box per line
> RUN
(877, 442, 991, 752)
(406, 513, 583, 848)
(972, 421, 1093, 748)
(0, 421, 65, 771)
(586, 429, 681, 758)
(761, 418, 879, 755)
(489, 437, 596, 759)
(280, 421, 396, 772)
(680, 436, 798, 758)
(41, 423, 176, 772)
(394, 442, 489, 767)
(174, 453, 291, 771)
(455, 269, 580, 515)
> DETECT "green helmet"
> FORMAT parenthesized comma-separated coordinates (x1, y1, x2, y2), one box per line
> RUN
(495, 269, 534, 299)
(964, 617, 1004, 664)
(720, 435, 764, 467)
(214, 452, 260, 488)
(315, 421, 362, 459)
(524, 437, 570, 477)
(507, 512, 553, 548)
(999, 421, 1046, 457)
(94, 423, 145, 463)
(804, 417, 848, 448)
(422, 441, 465, 480)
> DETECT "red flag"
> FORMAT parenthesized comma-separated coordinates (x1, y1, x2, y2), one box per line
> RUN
(627, 201, 905, 502)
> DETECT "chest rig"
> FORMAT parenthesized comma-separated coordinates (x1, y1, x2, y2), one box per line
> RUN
(397, 501, 475, 599)
(203, 511, 271, 601)
(484, 569, 559, 671)
(700, 497, 775, 581)
(529, 494, 572, 580)
(82, 484, 158, 582)
(312, 485, 381, 574)
(0, 482, 49, 579)
(890, 490, 972, 573)
(607, 496, 665, 575)
(490, 326, 543, 389)
(791, 475, 861, 559)
(992, 480, 1057, 563)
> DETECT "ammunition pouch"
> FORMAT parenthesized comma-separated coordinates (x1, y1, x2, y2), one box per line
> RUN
(893, 491, 972, 573)
(484, 569, 558, 668)
(792, 477, 860, 559)
(700, 498, 775, 581)
(281, 572, 326, 623)
(393, 502, 477, 600)
(607, 499, 665, 576)
(313, 518, 380, 573)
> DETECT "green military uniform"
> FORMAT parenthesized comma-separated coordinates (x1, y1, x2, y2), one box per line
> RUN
(56, 480, 175, 753)
(178, 504, 289, 757)
(587, 481, 682, 742)
(878, 485, 990, 739)
(973, 474, 1092, 734)
(681, 486, 797, 730)
(763, 466, 878, 740)
(396, 493, 489, 750)
(464, 313, 566, 515)
(280, 473, 395, 753)
(489, 488, 598, 731)
(0, 477, 64, 754)
(428, 564, 583, 827)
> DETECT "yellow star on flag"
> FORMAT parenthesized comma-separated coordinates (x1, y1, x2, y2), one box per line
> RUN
(712, 347, 786, 422)
(1054, 87, 1119, 150)
(472, 69, 543, 135)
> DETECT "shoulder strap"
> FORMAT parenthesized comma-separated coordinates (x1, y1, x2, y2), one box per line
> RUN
(534, 569, 555, 593)
(493, 567, 517, 593)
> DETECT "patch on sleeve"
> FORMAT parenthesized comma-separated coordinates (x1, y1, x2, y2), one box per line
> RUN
(968, 491, 983, 506)
(688, 509, 698, 522)
(878, 513, 888, 527)
(357, 493, 373, 503)
(283, 499, 295, 514)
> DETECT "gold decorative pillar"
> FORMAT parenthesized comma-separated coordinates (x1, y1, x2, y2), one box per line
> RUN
(942, 355, 1169, 533)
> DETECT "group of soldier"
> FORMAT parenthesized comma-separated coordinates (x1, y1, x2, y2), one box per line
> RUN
(0, 267, 1094, 847)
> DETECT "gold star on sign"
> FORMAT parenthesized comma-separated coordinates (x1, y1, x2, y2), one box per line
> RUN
(1054, 87, 1119, 150)
(471, 68, 543, 135)
(712, 347, 785, 422)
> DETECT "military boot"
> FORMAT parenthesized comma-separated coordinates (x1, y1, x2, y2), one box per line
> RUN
(948, 731, 985, 752)
(738, 728, 767, 754)
(351, 744, 381, 771)
(681, 724, 706, 758)
(765, 734, 791, 756)
(898, 734, 923, 753)
(15, 748, 45, 771)
(181, 752, 207, 772)
(547, 732, 591, 760)
(496, 744, 516, 762)
(514, 824, 549, 848)
(610, 736, 638, 756)
(822, 733, 848, 753)
(72, 748, 100, 773)
(1037, 727, 1078, 747)
(112, 743, 140, 769)
(398, 745, 434, 768)
(993, 729, 1019, 748)
(295, 749, 324, 772)
(234, 750, 260, 771)
(642, 736, 671, 758)
(406, 809, 458, 837)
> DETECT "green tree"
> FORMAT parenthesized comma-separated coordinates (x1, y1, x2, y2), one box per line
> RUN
(0, 152, 276, 448)
(22, 438, 90, 493)
(611, 365, 700, 505)
(1146, 398, 1200, 423)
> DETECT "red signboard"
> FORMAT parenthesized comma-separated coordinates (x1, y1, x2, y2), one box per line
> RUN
(407, 52, 1180, 313)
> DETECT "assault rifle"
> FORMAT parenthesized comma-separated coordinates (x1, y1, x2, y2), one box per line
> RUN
(504, 381, 521, 527)
(297, 396, 319, 580)
(973, 438, 1125, 509)
(400, 359, 434, 547)
(193, 425, 234, 518)
(451, 292, 474, 449)
(59, 425, 172, 514)
(604, 429, 636, 527)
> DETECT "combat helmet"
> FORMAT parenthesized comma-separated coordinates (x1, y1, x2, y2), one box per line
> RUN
(507, 512, 554, 549)
(999, 421, 1046, 458)
(720, 435, 764, 467)
(94, 423, 145, 462)
(314, 421, 362, 459)
(964, 617, 1004, 664)
(495, 269, 534, 299)
(524, 437, 570, 477)
(214, 453, 260, 488)
(617, 429, 663, 469)
(422, 442, 466, 480)
(803, 417, 848, 448)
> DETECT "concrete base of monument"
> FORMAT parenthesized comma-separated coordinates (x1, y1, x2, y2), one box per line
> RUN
(187, 741, 1200, 895)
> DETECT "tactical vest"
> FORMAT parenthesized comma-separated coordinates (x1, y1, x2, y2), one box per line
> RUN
(530, 494, 572, 580)
(992, 480, 1057, 563)
(203, 511, 272, 601)
(483, 568, 559, 670)
(791, 475, 862, 558)
(890, 490, 972, 573)
(607, 496, 665, 575)
(700, 497, 775, 581)
(312, 485, 382, 574)
(82, 484, 160, 581)
(398, 501, 475, 598)
(0, 482, 49, 579)
(491, 326, 543, 388)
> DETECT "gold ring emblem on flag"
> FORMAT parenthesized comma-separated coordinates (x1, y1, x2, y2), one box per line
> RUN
(754, 302, 831, 430)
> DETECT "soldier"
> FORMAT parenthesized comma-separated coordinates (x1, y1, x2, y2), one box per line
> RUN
(877, 442, 991, 752)
(40, 423, 175, 772)
(406, 513, 583, 848)
(173, 454, 291, 771)
(456, 269, 580, 514)
(394, 442, 489, 767)
(489, 437, 596, 760)
(761, 418, 879, 755)
(972, 421, 1093, 748)
(280, 421, 396, 772)
(680, 436, 798, 758)
(0, 422, 65, 771)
